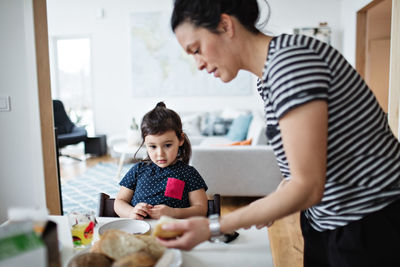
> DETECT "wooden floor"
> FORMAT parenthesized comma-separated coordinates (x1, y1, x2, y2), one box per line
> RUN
(59, 153, 303, 266)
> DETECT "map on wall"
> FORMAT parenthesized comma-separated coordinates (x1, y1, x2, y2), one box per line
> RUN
(130, 12, 253, 97)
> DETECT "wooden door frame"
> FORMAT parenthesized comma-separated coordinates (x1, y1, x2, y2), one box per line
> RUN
(388, 0, 399, 138)
(33, 0, 61, 215)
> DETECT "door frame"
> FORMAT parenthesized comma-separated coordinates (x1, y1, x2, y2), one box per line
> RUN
(33, 0, 61, 215)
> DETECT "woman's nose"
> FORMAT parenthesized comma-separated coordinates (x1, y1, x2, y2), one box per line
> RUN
(195, 55, 206, 70)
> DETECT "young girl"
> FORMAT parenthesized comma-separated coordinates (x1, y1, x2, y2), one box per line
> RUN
(114, 102, 208, 220)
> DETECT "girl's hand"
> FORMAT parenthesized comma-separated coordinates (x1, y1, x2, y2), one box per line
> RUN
(129, 202, 153, 219)
(156, 217, 209, 250)
(148, 204, 174, 219)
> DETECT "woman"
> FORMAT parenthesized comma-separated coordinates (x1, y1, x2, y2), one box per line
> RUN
(158, 0, 400, 266)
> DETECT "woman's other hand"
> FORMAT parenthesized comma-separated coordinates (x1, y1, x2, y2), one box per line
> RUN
(156, 217, 210, 250)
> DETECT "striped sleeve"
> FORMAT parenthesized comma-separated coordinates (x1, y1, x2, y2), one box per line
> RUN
(268, 46, 331, 119)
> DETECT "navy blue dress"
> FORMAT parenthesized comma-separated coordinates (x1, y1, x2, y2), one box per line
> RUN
(119, 160, 208, 208)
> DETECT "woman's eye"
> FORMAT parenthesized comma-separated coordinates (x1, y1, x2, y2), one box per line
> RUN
(193, 48, 199, 54)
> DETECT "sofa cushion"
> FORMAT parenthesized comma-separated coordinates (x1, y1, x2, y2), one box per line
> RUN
(226, 113, 253, 141)
(247, 111, 268, 145)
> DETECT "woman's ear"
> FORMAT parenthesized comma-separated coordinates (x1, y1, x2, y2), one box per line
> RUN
(219, 14, 234, 37)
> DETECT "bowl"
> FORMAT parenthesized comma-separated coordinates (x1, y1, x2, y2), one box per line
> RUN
(98, 219, 150, 236)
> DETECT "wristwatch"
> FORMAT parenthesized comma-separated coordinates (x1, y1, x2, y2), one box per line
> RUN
(208, 214, 226, 243)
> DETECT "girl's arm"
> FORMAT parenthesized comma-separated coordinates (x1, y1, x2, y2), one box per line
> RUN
(148, 188, 208, 219)
(158, 100, 328, 249)
(114, 186, 152, 219)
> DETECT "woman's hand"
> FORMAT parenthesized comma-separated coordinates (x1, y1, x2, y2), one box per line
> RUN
(156, 217, 210, 250)
(148, 204, 174, 219)
(129, 202, 153, 219)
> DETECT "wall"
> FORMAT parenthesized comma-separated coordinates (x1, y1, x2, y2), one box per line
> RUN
(0, 0, 47, 223)
(46, 0, 351, 137)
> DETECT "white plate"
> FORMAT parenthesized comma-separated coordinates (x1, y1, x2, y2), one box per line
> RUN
(155, 249, 182, 267)
(98, 219, 151, 236)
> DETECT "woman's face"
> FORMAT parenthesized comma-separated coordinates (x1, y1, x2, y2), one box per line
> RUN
(174, 22, 239, 83)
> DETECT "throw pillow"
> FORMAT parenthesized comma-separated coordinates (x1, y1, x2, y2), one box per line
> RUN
(226, 114, 253, 141)
(213, 138, 253, 146)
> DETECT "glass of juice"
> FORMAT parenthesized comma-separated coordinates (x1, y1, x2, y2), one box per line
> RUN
(67, 210, 96, 248)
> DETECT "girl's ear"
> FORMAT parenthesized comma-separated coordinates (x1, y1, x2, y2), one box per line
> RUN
(218, 14, 234, 37)
(179, 133, 185, 146)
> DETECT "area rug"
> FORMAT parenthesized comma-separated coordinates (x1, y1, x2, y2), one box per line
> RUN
(61, 162, 133, 215)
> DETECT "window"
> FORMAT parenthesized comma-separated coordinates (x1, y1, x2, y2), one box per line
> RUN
(50, 37, 94, 135)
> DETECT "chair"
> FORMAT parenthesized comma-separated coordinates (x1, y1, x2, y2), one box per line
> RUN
(98, 192, 221, 217)
(98, 192, 119, 217)
(53, 99, 87, 161)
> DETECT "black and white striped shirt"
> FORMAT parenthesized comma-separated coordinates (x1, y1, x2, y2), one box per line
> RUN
(257, 34, 400, 231)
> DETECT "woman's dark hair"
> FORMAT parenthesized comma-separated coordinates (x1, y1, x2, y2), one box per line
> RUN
(136, 102, 191, 164)
(171, 0, 269, 34)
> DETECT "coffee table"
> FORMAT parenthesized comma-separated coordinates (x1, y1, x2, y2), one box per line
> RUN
(113, 142, 146, 180)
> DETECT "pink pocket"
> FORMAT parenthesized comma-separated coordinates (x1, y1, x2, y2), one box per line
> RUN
(164, 177, 185, 200)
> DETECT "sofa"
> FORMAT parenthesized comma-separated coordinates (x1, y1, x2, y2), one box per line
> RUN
(184, 110, 283, 197)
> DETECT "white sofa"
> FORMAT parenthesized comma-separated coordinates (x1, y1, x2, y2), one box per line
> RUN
(188, 110, 282, 197)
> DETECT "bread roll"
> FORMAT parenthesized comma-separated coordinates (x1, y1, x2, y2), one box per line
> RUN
(99, 229, 146, 260)
(135, 235, 166, 260)
(152, 216, 184, 239)
(112, 251, 156, 267)
(67, 252, 113, 267)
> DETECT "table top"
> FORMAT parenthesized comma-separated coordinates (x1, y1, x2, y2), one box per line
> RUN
(49, 216, 273, 267)
(113, 142, 147, 157)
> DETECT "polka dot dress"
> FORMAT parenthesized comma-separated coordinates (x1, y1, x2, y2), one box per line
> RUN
(119, 160, 208, 208)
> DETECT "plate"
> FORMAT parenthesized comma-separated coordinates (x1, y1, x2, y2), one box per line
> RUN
(155, 249, 182, 267)
(98, 219, 151, 236)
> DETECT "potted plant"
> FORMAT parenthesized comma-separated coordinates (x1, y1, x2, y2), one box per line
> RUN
(126, 118, 141, 146)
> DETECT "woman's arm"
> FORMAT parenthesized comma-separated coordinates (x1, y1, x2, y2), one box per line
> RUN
(220, 100, 328, 232)
(158, 100, 328, 249)
(148, 188, 208, 219)
(114, 186, 152, 219)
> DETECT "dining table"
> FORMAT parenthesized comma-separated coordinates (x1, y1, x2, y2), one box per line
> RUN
(49, 215, 273, 267)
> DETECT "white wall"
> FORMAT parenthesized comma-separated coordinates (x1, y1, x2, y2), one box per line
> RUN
(47, 0, 365, 137)
(0, 0, 47, 223)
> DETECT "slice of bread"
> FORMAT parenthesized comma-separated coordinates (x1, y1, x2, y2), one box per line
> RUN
(99, 229, 146, 260)
(152, 216, 184, 239)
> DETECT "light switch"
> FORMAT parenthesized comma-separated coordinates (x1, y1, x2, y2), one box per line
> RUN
(0, 96, 11, 112)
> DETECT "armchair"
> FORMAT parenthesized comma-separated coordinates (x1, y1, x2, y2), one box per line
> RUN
(53, 99, 87, 160)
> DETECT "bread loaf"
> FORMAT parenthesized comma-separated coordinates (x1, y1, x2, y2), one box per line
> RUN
(67, 252, 113, 267)
(99, 229, 146, 260)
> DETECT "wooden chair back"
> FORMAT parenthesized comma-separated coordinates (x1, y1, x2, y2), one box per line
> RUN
(98, 193, 221, 218)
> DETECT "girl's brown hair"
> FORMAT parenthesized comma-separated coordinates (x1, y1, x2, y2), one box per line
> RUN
(135, 102, 191, 164)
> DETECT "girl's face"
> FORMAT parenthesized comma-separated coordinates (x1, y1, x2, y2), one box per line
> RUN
(144, 130, 184, 168)
(174, 21, 239, 83)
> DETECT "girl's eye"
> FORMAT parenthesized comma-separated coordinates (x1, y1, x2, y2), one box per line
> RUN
(149, 145, 156, 149)
(165, 144, 172, 148)
(192, 48, 199, 55)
